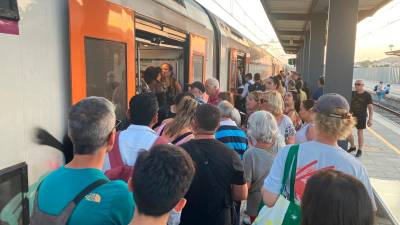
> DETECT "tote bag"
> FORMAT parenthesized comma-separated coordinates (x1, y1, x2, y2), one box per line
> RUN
(253, 144, 301, 225)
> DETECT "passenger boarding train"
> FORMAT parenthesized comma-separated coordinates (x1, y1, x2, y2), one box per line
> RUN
(0, 0, 285, 223)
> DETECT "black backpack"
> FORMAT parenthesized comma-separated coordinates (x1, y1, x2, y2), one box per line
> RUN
(248, 81, 265, 92)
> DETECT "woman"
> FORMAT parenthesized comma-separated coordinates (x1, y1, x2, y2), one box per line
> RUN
(144, 66, 169, 124)
(218, 91, 235, 106)
(246, 91, 262, 117)
(284, 91, 302, 130)
(296, 100, 316, 143)
(262, 93, 376, 211)
(265, 76, 285, 97)
(301, 170, 374, 225)
(260, 91, 296, 144)
(243, 111, 285, 223)
(156, 95, 198, 145)
(161, 63, 182, 105)
(295, 80, 307, 102)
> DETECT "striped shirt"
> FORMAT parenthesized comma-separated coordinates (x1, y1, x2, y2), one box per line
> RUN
(215, 119, 248, 159)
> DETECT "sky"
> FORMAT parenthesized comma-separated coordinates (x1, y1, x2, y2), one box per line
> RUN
(195, 0, 400, 62)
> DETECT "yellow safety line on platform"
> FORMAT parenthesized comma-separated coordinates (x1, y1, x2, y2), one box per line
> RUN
(367, 127, 400, 155)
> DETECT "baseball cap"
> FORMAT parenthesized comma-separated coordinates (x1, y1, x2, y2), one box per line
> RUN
(189, 81, 205, 93)
(312, 93, 350, 118)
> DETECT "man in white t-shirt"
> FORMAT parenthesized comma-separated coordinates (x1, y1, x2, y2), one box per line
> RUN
(103, 93, 168, 170)
(262, 93, 376, 211)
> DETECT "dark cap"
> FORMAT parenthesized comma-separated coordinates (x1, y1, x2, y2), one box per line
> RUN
(313, 93, 350, 118)
(189, 81, 205, 93)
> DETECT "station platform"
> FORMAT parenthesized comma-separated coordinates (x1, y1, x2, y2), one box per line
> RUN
(352, 111, 400, 225)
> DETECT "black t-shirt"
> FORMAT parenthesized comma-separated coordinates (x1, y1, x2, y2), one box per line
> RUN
(350, 91, 372, 117)
(180, 139, 245, 225)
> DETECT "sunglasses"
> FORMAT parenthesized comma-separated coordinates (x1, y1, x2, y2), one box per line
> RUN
(354, 83, 363, 86)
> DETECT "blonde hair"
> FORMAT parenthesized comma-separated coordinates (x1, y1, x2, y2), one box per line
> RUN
(247, 110, 279, 144)
(264, 91, 284, 116)
(164, 96, 198, 136)
(314, 112, 356, 139)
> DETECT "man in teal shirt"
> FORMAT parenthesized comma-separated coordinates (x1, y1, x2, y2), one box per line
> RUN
(32, 97, 134, 225)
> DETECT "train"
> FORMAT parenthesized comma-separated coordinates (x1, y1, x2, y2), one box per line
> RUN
(0, 0, 286, 224)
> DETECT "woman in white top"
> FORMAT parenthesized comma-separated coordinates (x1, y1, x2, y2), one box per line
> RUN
(296, 99, 316, 143)
(259, 91, 296, 144)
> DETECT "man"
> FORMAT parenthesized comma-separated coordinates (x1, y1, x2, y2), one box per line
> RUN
(103, 93, 167, 171)
(312, 76, 325, 100)
(241, 73, 254, 99)
(248, 73, 265, 92)
(216, 101, 248, 159)
(180, 104, 248, 225)
(205, 78, 220, 105)
(30, 97, 134, 225)
(347, 80, 373, 157)
(188, 81, 206, 104)
(128, 145, 195, 225)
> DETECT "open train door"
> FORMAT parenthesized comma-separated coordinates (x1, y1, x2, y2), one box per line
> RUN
(69, 0, 135, 120)
(228, 48, 238, 92)
(188, 33, 207, 84)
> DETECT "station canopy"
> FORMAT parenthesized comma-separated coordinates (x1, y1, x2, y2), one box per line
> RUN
(260, 0, 392, 54)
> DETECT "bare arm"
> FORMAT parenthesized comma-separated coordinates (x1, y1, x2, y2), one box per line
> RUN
(286, 135, 296, 145)
(261, 187, 279, 207)
(367, 104, 373, 127)
(232, 184, 248, 201)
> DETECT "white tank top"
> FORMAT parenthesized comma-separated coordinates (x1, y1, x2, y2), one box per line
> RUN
(295, 123, 311, 144)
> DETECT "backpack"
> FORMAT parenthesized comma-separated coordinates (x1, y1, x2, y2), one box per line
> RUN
(104, 132, 169, 182)
(248, 81, 265, 92)
(30, 179, 108, 225)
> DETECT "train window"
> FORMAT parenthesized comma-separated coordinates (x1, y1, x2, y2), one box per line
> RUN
(0, 0, 19, 21)
(0, 163, 29, 225)
(193, 55, 204, 82)
(85, 37, 127, 120)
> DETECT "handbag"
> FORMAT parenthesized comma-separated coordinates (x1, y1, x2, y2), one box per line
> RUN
(252, 144, 301, 225)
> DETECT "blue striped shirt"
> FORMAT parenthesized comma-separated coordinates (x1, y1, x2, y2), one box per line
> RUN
(215, 120, 248, 159)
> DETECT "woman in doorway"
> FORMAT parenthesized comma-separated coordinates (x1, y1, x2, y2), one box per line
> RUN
(144, 66, 168, 125)
(161, 63, 182, 106)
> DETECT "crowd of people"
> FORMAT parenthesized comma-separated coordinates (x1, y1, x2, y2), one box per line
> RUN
(32, 68, 377, 225)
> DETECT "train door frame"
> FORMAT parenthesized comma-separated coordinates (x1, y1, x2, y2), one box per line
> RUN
(188, 33, 207, 84)
(228, 48, 248, 92)
(134, 16, 187, 91)
(68, 0, 135, 105)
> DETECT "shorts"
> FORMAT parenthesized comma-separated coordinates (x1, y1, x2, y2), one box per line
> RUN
(354, 115, 367, 129)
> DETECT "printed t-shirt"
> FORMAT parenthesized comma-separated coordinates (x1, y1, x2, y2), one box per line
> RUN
(263, 141, 376, 210)
(350, 91, 372, 117)
(38, 167, 134, 225)
(180, 139, 246, 225)
(278, 115, 296, 140)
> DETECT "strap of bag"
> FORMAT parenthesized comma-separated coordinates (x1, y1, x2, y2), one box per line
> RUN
(108, 132, 123, 168)
(280, 144, 299, 202)
(72, 179, 109, 204)
(171, 132, 193, 145)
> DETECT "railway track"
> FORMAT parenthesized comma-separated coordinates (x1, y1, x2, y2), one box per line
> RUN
(373, 102, 400, 125)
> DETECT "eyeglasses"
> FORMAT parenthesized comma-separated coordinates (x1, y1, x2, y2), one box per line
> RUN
(114, 119, 122, 130)
(355, 83, 363, 86)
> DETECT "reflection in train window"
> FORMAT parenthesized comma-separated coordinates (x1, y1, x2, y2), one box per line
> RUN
(85, 37, 127, 120)
(0, 0, 20, 21)
(193, 55, 204, 82)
